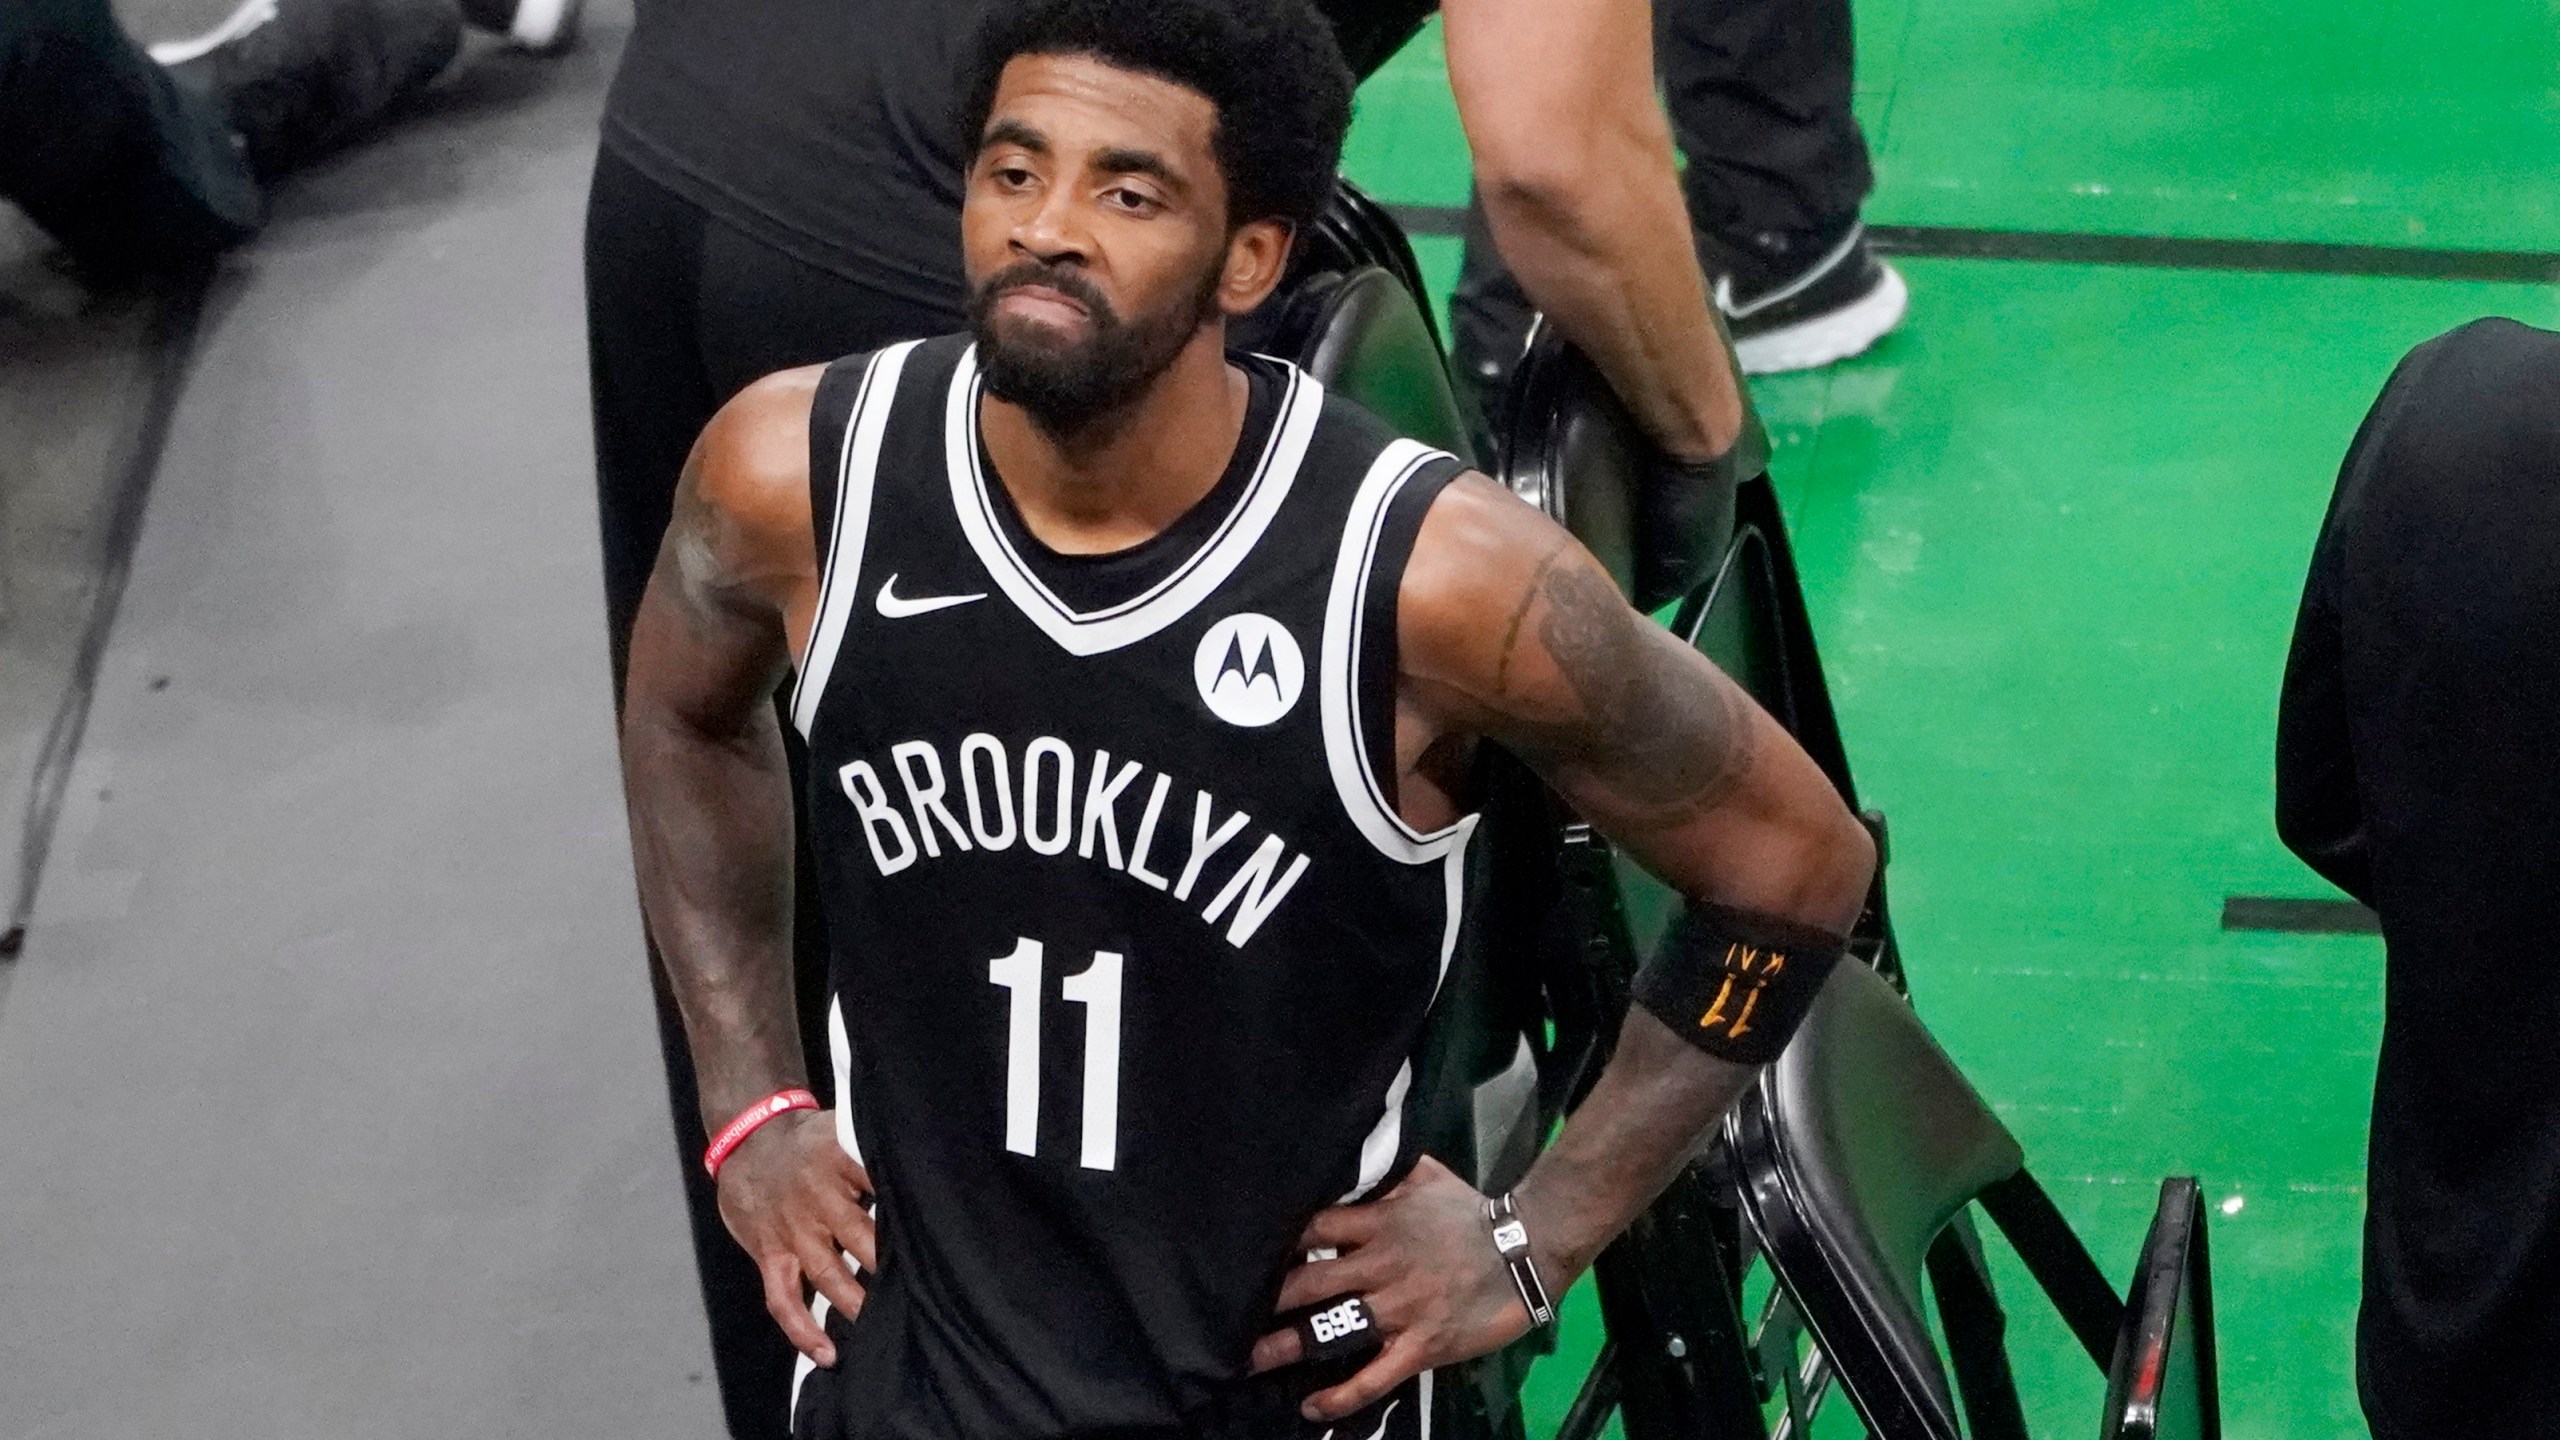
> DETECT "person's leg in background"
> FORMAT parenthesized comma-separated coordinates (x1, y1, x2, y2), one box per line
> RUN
(0, 0, 264, 277)
(585, 140, 960, 1440)
(1656, 0, 1903, 375)
(1449, 0, 1904, 426)
(0, 0, 586, 280)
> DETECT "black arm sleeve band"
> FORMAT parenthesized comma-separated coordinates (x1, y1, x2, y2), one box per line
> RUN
(1629, 900, 1849, 1064)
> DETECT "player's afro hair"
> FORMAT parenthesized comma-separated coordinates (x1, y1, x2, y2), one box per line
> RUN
(957, 0, 1356, 234)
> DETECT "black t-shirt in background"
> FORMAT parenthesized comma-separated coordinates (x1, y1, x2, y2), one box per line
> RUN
(600, 0, 1437, 310)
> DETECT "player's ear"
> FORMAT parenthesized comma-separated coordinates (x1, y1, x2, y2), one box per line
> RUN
(1216, 218, 1293, 316)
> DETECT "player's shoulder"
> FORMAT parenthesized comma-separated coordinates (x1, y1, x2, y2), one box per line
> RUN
(695, 363, 826, 529)
(1398, 469, 1616, 697)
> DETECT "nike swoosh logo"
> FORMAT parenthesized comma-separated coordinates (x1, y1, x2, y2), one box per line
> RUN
(875, 575, 988, 619)
(1319, 1398, 1398, 1440)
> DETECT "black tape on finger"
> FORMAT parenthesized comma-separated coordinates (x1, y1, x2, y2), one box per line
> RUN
(1631, 899, 1848, 1065)
(1291, 1295, 1385, 1365)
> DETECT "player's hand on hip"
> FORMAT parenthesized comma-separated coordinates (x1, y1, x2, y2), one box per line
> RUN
(714, 1108, 876, 1366)
(1248, 1155, 1532, 1422)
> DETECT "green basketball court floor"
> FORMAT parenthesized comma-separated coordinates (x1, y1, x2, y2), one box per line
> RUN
(1341, 10, 2560, 1437)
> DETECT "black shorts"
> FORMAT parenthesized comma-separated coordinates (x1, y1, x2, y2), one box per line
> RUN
(786, 1301, 1435, 1440)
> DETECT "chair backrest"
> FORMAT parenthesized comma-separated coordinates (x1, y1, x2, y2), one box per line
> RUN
(1493, 325, 1651, 601)
(1261, 265, 1477, 463)
(1293, 179, 1444, 349)
(1728, 961, 2028, 1436)
(2103, 1179, 2222, 1440)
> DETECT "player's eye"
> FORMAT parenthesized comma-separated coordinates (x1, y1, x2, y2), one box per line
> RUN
(990, 163, 1036, 190)
(1105, 186, 1160, 214)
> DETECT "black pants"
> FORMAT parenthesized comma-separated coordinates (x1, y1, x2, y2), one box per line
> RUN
(585, 142, 963, 1440)
(1450, 0, 1873, 400)
(0, 0, 262, 273)
(2276, 318, 2560, 1440)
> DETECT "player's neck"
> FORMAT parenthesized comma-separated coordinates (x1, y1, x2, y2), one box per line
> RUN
(980, 329, 1247, 556)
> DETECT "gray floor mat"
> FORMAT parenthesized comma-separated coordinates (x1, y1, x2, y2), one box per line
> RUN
(0, 4, 726, 1434)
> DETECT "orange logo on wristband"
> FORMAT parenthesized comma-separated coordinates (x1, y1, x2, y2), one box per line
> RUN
(1699, 943, 1789, 1041)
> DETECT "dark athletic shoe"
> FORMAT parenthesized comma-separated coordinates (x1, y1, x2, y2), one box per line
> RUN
(1709, 221, 1909, 375)
(455, 0, 584, 55)
(150, 0, 460, 181)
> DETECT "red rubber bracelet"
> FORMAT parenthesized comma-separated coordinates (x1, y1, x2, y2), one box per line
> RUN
(704, 1088, 820, 1179)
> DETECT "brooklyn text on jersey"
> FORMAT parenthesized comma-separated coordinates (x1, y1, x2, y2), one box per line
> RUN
(833, 732, 1314, 948)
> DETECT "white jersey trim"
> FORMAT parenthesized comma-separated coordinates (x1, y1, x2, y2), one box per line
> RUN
(827, 995, 865, 1168)
(1322, 437, 1481, 1204)
(790, 1292, 828, 1425)
(793, 996, 872, 1427)
(942, 344, 1324, 656)
(792, 340, 922, 739)
(1318, 438, 1475, 865)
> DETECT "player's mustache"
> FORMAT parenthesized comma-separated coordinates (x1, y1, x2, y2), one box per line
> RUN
(976, 262, 1117, 327)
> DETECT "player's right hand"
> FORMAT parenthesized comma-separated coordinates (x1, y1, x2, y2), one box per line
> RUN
(714, 1108, 876, 1366)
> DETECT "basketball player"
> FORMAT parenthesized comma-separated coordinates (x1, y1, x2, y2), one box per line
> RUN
(619, 2, 1877, 1434)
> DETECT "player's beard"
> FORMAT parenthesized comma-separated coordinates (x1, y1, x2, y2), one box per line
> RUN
(970, 257, 1223, 440)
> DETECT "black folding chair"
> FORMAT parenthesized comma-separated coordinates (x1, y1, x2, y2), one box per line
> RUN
(1256, 263, 1479, 463)
(1484, 257, 1915, 1440)
(2103, 1180, 2221, 1440)
(1728, 961, 2221, 1439)
(1493, 321, 1899, 989)
(1259, 183, 2220, 1440)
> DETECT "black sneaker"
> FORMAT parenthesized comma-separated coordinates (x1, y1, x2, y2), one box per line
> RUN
(455, 0, 584, 55)
(1708, 220, 1908, 375)
(150, 0, 460, 181)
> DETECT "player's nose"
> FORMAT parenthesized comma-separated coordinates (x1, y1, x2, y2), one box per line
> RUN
(1012, 184, 1091, 269)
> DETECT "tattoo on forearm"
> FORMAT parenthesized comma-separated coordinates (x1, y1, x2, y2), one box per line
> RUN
(1503, 560, 1758, 821)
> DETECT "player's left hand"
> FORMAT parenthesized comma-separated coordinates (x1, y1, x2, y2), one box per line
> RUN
(1247, 1155, 1538, 1422)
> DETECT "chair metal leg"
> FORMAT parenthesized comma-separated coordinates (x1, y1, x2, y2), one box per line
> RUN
(1979, 1172, 2126, 1370)
(1555, 1339, 1624, 1440)
(1925, 1216, 2031, 1440)
(1592, 1170, 1773, 1440)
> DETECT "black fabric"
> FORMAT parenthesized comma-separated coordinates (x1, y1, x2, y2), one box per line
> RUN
(1630, 899, 1847, 1065)
(1320, 0, 1439, 79)
(1656, 0, 1872, 249)
(600, 0, 1429, 301)
(584, 145, 961, 1440)
(0, 0, 261, 274)
(795, 335, 1469, 1439)
(601, 0, 986, 311)
(980, 356, 1286, 613)
(2275, 317, 2560, 1440)
(587, 144, 965, 678)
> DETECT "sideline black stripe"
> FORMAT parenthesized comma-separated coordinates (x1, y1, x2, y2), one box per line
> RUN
(1381, 203, 2560, 283)
(4, 270, 215, 963)
(1869, 226, 2560, 283)
(2221, 896, 2381, 935)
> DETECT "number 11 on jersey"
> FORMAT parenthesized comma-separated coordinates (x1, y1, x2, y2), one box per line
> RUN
(987, 938, 1123, 1171)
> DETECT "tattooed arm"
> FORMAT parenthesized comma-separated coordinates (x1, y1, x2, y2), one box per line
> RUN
(1256, 476, 1875, 1420)
(622, 366, 876, 1366)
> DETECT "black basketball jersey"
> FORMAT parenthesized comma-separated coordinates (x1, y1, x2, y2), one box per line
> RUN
(787, 335, 1475, 1440)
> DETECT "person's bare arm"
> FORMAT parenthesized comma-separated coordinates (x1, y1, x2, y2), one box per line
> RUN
(1256, 477, 1874, 1420)
(1442, 0, 1746, 463)
(621, 365, 873, 1366)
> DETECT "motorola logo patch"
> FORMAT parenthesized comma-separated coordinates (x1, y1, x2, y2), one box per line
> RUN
(1193, 613, 1304, 728)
